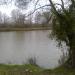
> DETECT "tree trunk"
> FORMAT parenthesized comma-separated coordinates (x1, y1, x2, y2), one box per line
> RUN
(71, 47, 75, 68)
(69, 32, 75, 68)
(71, 41, 75, 67)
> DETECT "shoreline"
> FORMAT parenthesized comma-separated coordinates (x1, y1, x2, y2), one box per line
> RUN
(0, 27, 51, 31)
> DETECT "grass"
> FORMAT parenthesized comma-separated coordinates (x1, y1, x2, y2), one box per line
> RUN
(0, 64, 42, 70)
(0, 64, 75, 75)
(50, 65, 75, 75)
(0, 64, 44, 75)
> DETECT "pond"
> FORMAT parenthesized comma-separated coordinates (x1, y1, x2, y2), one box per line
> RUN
(0, 30, 66, 69)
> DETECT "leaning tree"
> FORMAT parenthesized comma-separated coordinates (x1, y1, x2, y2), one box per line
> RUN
(49, 0, 75, 67)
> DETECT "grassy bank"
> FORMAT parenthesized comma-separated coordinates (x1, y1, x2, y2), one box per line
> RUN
(0, 27, 51, 31)
(0, 64, 75, 75)
(0, 64, 44, 75)
(51, 66, 75, 75)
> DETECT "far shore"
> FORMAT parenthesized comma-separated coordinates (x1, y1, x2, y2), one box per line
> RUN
(0, 27, 51, 31)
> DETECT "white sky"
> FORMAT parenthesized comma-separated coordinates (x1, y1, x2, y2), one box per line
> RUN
(0, 1, 17, 16)
(0, 0, 68, 17)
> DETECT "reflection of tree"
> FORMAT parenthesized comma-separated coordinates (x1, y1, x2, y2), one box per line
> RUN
(12, 32, 26, 51)
(14, 32, 25, 42)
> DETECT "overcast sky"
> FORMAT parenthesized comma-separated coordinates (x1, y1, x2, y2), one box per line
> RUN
(0, 0, 69, 17)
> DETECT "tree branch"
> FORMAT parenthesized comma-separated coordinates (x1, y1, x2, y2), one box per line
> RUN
(44, 14, 52, 24)
(26, 4, 51, 17)
(61, 0, 64, 9)
(34, 0, 40, 9)
(48, 0, 59, 16)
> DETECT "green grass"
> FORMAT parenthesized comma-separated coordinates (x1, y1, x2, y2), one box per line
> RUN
(50, 65, 75, 75)
(0, 64, 43, 71)
(0, 64, 75, 75)
(0, 64, 44, 75)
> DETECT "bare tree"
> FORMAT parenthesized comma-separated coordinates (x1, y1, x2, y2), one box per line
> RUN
(15, 0, 32, 9)
(0, 11, 2, 25)
(11, 9, 25, 27)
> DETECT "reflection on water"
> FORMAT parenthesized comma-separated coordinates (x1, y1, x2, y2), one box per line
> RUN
(0, 30, 63, 69)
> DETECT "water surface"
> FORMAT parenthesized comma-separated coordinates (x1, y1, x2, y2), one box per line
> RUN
(0, 30, 63, 69)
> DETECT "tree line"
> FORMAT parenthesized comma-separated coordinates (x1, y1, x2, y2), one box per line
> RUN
(0, 9, 50, 28)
